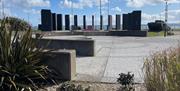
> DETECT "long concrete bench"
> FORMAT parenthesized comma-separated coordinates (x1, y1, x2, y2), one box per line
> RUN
(36, 38, 95, 56)
(42, 49, 76, 80)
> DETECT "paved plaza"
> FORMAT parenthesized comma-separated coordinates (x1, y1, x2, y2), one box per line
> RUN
(45, 35, 180, 83)
(75, 35, 180, 83)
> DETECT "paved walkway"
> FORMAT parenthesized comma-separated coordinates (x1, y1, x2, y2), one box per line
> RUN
(75, 35, 180, 83)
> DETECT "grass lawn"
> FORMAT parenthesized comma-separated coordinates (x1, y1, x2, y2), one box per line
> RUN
(148, 31, 164, 37)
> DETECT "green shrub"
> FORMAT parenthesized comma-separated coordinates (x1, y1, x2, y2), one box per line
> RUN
(143, 46, 180, 91)
(117, 72, 134, 91)
(0, 17, 50, 91)
(0, 17, 30, 31)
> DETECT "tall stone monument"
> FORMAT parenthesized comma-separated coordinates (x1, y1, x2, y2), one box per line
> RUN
(100, 15, 103, 30)
(122, 10, 141, 31)
(57, 14, 63, 30)
(108, 15, 112, 30)
(116, 14, 121, 30)
(52, 13, 57, 30)
(74, 15, 78, 30)
(39, 9, 52, 31)
(83, 15, 86, 30)
(65, 15, 70, 30)
(92, 15, 95, 30)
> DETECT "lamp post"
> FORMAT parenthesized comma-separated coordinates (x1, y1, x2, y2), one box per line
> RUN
(71, 0, 74, 32)
(0, 0, 5, 18)
(108, 0, 110, 15)
(100, 0, 102, 16)
(164, 0, 168, 37)
(100, 0, 103, 30)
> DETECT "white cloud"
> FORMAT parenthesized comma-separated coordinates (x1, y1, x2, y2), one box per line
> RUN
(111, 7, 122, 14)
(60, 0, 108, 9)
(23, 9, 40, 15)
(126, 0, 180, 8)
(0, 0, 50, 17)
(9, 0, 50, 8)
(142, 9, 180, 24)
(0, 8, 11, 18)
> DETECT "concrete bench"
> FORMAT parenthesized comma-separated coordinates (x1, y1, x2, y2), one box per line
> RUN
(36, 38, 95, 56)
(42, 49, 76, 80)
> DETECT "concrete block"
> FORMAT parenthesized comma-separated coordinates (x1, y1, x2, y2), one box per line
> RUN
(42, 50, 76, 80)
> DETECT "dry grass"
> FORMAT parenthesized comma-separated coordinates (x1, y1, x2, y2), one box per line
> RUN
(143, 46, 180, 91)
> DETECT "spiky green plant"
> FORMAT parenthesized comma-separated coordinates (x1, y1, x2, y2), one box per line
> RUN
(143, 46, 180, 91)
(0, 17, 49, 91)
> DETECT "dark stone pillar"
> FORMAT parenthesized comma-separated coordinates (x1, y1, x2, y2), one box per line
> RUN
(65, 15, 70, 30)
(116, 14, 121, 30)
(57, 14, 63, 30)
(74, 15, 78, 30)
(123, 14, 129, 30)
(52, 13, 57, 31)
(40, 9, 52, 31)
(108, 15, 112, 31)
(100, 15, 103, 30)
(83, 15, 86, 30)
(132, 11, 141, 31)
(92, 15, 95, 30)
(128, 13, 133, 30)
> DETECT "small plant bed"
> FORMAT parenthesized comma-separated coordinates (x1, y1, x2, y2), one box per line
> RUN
(38, 81, 146, 91)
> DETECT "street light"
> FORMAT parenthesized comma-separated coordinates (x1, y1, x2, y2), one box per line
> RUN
(164, 0, 168, 37)
(71, 0, 74, 32)
(0, 0, 5, 18)
(100, 0, 102, 15)
(108, 0, 110, 15)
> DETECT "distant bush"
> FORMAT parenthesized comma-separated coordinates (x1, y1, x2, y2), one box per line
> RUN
(143, 46, 180, 91)
(0, 17, 51, 91)
(0, 17, 30, 31)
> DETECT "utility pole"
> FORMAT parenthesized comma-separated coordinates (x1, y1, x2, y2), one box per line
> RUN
(108, 0, 110, 15)
(1, 0, 5, 18)
(100, 0, 103, 30)
(164, 0, 168, 37)
(71, 0, 73, 32)
(100, 0, 102, 15)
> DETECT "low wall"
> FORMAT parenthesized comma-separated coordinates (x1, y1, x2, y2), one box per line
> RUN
(36, 38, 95, 56)
(33, 30, 147, 37)
(109, 31, 148, 37)
(42, 50, 76, 80)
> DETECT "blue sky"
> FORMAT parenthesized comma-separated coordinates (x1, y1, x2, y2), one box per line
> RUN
(1, 0, 180, 26)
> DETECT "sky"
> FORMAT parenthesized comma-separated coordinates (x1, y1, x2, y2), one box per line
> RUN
(0, 0, 180, 26)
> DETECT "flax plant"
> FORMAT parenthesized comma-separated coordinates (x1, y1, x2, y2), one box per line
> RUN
(143, 46, 180, 91)
(0, 17, 49, 91)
